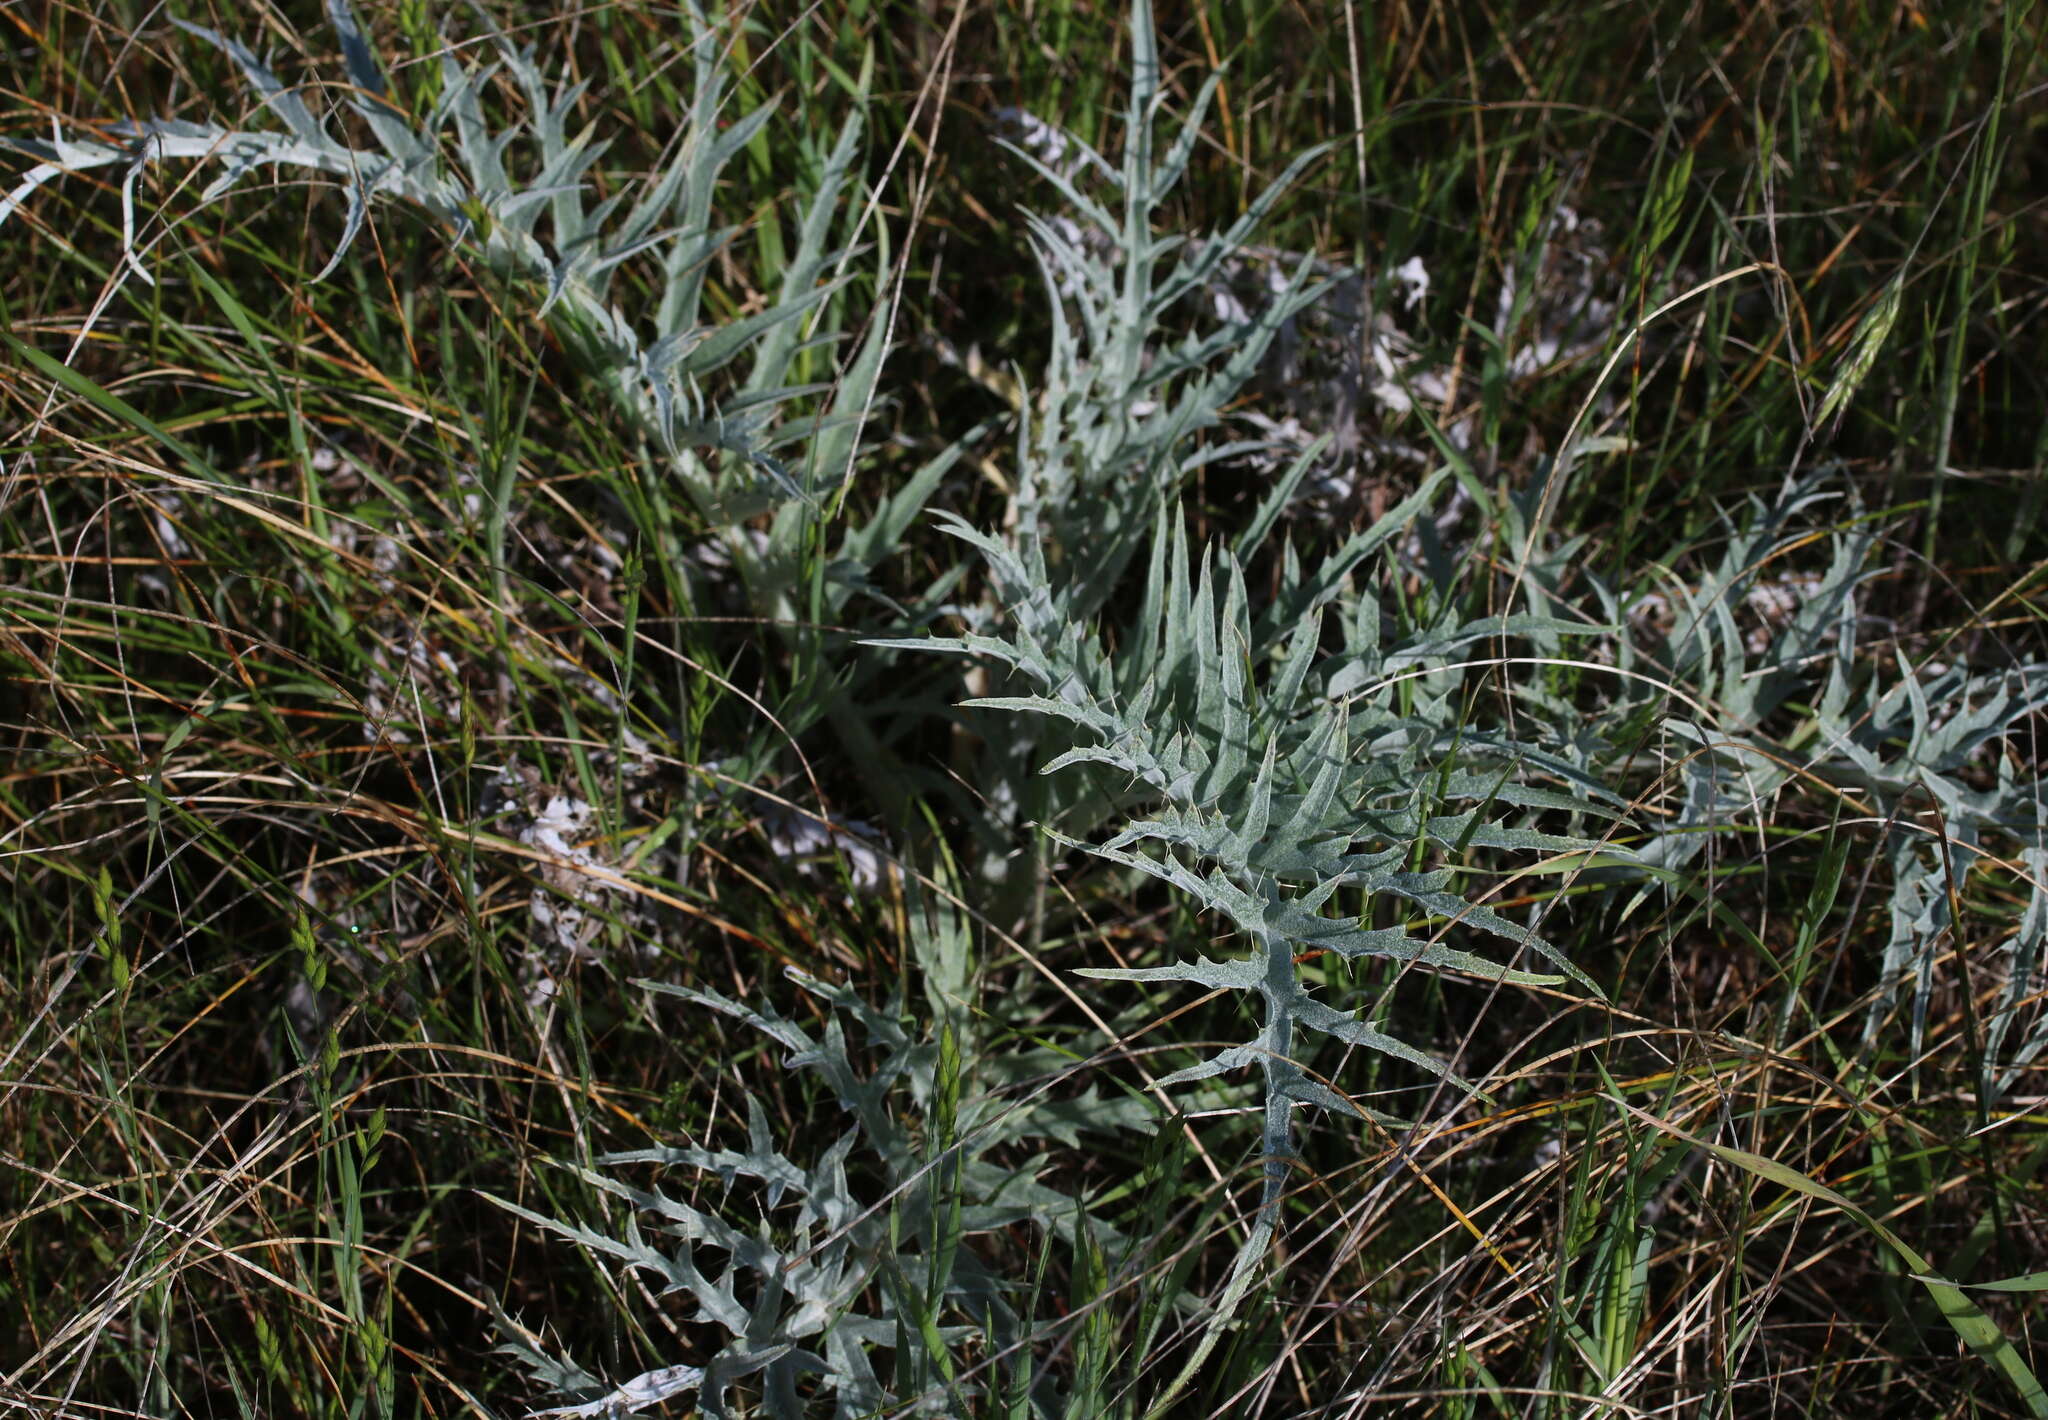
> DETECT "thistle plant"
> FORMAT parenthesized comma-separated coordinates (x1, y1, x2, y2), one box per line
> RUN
(901, 501, 1616, 1156)
(1597, 479, 2048, 1092)
(0, 0, 966, 816)
(861, 22, 1643, 1409)
(488, 977, 964, 1420)
(489, 885, 1150, 1419)
(2, 1, 874, 541)
(885, 460, 1634, 1414)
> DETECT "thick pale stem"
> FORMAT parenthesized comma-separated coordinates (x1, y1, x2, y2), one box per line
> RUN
(1258, 929, 1295, 1220)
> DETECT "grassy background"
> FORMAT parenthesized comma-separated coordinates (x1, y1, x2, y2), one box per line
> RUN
(3, 0, 2046, 1415)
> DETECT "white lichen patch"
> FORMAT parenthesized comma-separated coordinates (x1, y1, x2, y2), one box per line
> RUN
(483, 769, 626, 1010)
(1196, 216, 1624, 512)
(762, 806, 886, 895)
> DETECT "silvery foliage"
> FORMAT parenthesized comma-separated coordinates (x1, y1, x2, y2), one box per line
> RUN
(896, 498, 1619, 1210)
(0, 0, 903, 621)
(1574, 478, 2048, 1094)
(488, 889, 1148, 1419)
